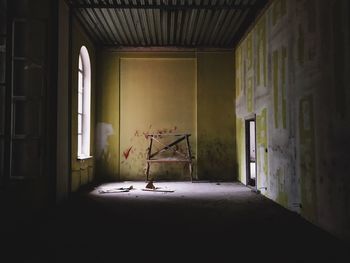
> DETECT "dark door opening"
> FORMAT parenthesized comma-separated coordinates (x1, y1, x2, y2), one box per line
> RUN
(245, 118, 256, 188)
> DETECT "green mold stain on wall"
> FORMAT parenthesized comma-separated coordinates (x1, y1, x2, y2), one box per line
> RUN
(235, 47, 242, 98)
(282, 46, 287, 129)
(273, 50, 279, 128)
(299, 95, 317, 222)
(256, 14, 267, 87)
(246, 33, 253, 70)
(247, 77, 253, 113)
(236, 118, 245, 183)
(256, 108, 268, 186)
(276, 167, 288, 207)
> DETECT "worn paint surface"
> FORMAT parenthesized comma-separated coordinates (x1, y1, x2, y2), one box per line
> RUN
(247, 77, 253, 113)
(96, 51, 120, 180)
(246, 33, 253, 70)
(119, 58, 196, 180)
(97, 51, 235, 182)
(299, 95, 316, 222)
(235, 47, 242, 98)
(197, 52, 236, 181)
(273, 50, 279, 128)
(235, 0, 350, 240)
(256, 108, 268, 190)
(276, 167, 288, 207)
(95, 122, 115, 159)
(235, 118, 245, 183)
(297, 24, 304, 66)
(256, 14, 267, 87)
(281, 46, 287, 129)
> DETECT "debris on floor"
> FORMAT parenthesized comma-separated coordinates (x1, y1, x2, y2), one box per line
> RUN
(142, 188, 175, 193)
(143, 181, 174, 193)
(98, 185, 134, 194)
(145, 180, 156, 189)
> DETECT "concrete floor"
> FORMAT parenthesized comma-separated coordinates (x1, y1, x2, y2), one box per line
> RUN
(1, 181, 349, 262)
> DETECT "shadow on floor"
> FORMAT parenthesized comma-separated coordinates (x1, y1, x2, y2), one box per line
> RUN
(1, 182, 349, 262)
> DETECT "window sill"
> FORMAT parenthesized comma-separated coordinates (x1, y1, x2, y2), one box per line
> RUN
(77, 155, 93, 161)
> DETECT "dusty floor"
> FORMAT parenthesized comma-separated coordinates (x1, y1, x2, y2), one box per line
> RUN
(2, 181, 349, 262)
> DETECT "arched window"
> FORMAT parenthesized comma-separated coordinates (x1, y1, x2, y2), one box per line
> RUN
(77, 46, 91, 159)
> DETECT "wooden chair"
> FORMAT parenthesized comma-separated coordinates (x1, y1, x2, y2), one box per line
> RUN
(145, 133, 194, 181)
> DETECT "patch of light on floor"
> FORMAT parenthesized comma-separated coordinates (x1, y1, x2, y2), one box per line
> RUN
(90, 181, 253, 201)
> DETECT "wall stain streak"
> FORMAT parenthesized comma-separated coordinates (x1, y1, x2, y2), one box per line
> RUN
(234, 0, 350, 240)
(276, 167, 288, 207)
(235, 47, 242, 98)
(273, 50, 279, 128)
(247, 77, 253, 113)
(257, 108, 268, 189)
(256, 14, 267, 87)
(282, 46, 287, 129)
(247, 33, 253, 70)
(297, 24, 305, 66)
(299, 95, 316, 222)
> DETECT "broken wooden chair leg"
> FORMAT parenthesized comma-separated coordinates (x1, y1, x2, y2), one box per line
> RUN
(145, 180, 156, 189)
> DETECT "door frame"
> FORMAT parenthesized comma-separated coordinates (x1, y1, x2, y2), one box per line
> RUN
(245, 115, 257, 190)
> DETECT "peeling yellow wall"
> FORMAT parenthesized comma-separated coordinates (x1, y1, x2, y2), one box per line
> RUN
(95, 51, 120, 181)
(235, 0, 290, 205)
(197, 52, 236, 181)
(96, 51, 235, 181)
(256, 15, 267, 87)
(235, 0, 350, 240)
(235, 118, 245, 183)
(256, 108, 268, 190)
(119, 58, 196, 180)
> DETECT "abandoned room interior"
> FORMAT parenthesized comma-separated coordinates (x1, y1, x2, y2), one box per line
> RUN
(0, 0, 349, 261)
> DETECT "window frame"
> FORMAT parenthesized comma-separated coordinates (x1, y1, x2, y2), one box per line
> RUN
(77, 46, 91, 160)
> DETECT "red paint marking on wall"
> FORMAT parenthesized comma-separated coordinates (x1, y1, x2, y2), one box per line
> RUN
(143, 132, 148, 139)
(123, 146, 133, 160)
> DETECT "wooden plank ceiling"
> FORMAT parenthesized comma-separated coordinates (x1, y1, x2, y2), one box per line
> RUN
(68, 0, 268, 48)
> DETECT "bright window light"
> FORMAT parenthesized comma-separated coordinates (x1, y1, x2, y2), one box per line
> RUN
(77, 46, 91, 159)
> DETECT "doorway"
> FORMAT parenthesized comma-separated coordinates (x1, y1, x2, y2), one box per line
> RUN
(245, 117, 256, 188)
